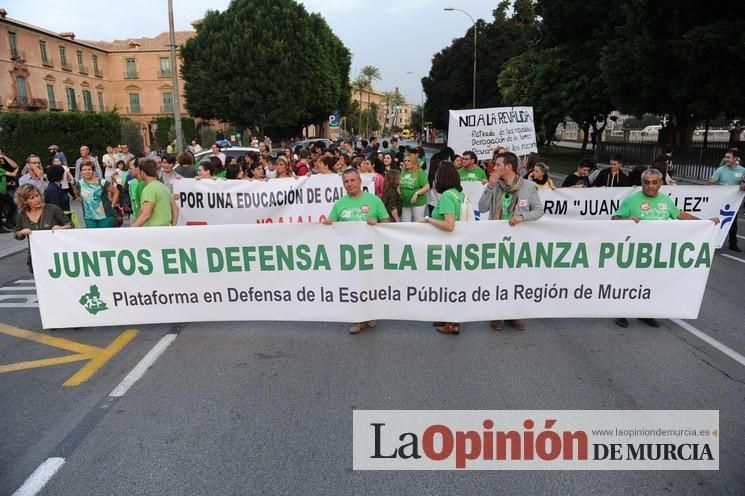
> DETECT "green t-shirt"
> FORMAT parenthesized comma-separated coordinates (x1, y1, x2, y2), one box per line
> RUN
(500, 191, 514, 221)
(614, 191, 681, 221)
(128, 178, 147, 218)
(400, 169, 428, 207)
(141, 179, 173, 226)
(215, 169, 227, 179)
(459, 166, 486, 182)
(0, 168, 6, 196)
(432, 188, 463, 221)
(711, 165, 745, 185)
(328, 192, 389, 222)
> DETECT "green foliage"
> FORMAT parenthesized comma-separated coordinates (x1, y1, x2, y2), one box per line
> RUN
(424, 0, 538, 129)
(120, 118, 144, 155)
(154, 117, 196, 149)
(181, 0, 351, 138)
(345, 101, 380, 135)
(0, 111, 121, 164)
(197, 124, 217, 148)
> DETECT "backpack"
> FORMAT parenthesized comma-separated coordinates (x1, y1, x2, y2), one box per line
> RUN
(447, 190, 475, 222)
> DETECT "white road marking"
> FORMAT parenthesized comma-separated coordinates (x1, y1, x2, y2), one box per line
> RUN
(109, 334, 177, 398)
(0, 287, 36, 291)
(13, 279, 35, 284)
(672, 319, 745, 368)
(12, 457, 65, 496)
(720, 253, 745, 264)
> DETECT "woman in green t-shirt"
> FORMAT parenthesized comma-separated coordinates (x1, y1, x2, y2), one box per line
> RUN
(400, 153, 430, 222)
(419, 161, 464, 334)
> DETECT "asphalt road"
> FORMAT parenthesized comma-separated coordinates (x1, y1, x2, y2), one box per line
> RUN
(0, 223, 744, 495)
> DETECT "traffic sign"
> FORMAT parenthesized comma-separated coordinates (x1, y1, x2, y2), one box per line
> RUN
(329, 112, 340, 128)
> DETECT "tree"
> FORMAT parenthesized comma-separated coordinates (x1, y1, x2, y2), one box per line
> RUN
(600, 0, 745, 144)
(360, 65, 381, 137)
(423, 1, 538, 129)
(181, 0, 351, 139)
(350, 75, 369, 135)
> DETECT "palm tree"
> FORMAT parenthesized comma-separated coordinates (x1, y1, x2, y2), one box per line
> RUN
(360, 65, 381, 137)
(389, 89, 405, 131)
(381, 91, 395, 135)
(350, 75, 369, 136)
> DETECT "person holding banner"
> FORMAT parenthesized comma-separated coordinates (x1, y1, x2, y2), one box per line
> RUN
(707, 148, 745, 252)
(419, 161, 464, 335)
(479, 152, 545, 332)
(324, 167, 390, 334)
(613, 168, 719, 328)
(14, 184, 71, 273)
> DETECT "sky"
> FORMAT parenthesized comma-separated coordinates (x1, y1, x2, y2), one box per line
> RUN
(6, 0, 497, 105)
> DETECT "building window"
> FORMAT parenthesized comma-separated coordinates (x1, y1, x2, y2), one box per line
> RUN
(47, 85, 57, 109)
(66, 87, 77, 111)
(159, 57, 172, 77)
(59, 46, 70, 69)
(125, 58, 138, 79)
(82, 90, 93, 112)
(9, 32, 18, 58)
(92, 54, 101, 76)
(77, 50, 87, 73)
(129, 93, 141, 113)
(97, 91, 105, 112)
(162, 92, 173, 113)
(16, 77, 28, 105)
(39, 40, 50, 65)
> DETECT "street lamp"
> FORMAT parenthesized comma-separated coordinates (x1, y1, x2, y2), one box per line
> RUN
(406, 71, 425, 144)
(444, 7, 476, 109)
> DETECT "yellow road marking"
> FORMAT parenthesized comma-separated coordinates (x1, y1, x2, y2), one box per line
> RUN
(0, 323, 138, 387)
(0, 323, 100, 355)
(0, 353, 94, 374)
(64, 330, 137, 386)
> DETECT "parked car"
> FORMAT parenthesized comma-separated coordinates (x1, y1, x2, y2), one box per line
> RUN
(289, 138, 335, 151)
(194, 146, 260, 164)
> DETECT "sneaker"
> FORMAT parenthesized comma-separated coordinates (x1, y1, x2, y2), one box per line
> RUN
(640, 318, 661, 328)
(365, 320, 377, 329)
(490, 320, 504, 331)
(614, 318, 628, 328)
(0, 225, 10, 233)
(349, 323, 363, 334)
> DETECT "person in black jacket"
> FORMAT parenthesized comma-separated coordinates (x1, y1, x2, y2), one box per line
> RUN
(562, 158, 595, 188)
(593, 154, 630, 187)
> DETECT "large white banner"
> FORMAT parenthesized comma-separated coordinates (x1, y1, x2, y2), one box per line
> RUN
(462, 184, 744, 248)
(174, 175, 374, 225)
(447, 106, 537, 160)
(31, 220, 718, 328)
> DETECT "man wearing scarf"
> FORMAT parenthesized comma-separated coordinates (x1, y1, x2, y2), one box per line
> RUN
(478, 151, 545, 331)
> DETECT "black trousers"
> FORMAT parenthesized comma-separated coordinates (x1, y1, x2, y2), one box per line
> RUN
(729, 216, 739, 248)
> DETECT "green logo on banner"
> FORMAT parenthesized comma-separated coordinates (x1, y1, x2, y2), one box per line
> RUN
(79, 285, 109, 315)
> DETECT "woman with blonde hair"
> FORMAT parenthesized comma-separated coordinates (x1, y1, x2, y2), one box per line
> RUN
(528, 162, 555, 190)
(273, 156, 295, 179)
(399, 152, 430, 222)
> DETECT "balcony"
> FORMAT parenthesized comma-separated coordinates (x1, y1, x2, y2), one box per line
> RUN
(10, 50, 27, 63)
(94, 67, 103, 78)
(27, 98, 48, 110)
(42, 57, 54, 68)
(49, 100, 63, 111)
(124, 71, 138, 79)
(78, 64, 88, 75)
(6, 96, 48, 110)
(6, 96, 28, 108)
(61, 60, 72, 71)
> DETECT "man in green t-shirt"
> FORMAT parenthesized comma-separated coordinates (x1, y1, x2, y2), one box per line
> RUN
(612, 168, 719, 328)
(458, 151, 487, 183)
(324, 168, 389, 333)
(132, 158, 179, 227)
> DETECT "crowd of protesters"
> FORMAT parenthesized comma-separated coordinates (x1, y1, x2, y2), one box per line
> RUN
(0, 136, 742, 328)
